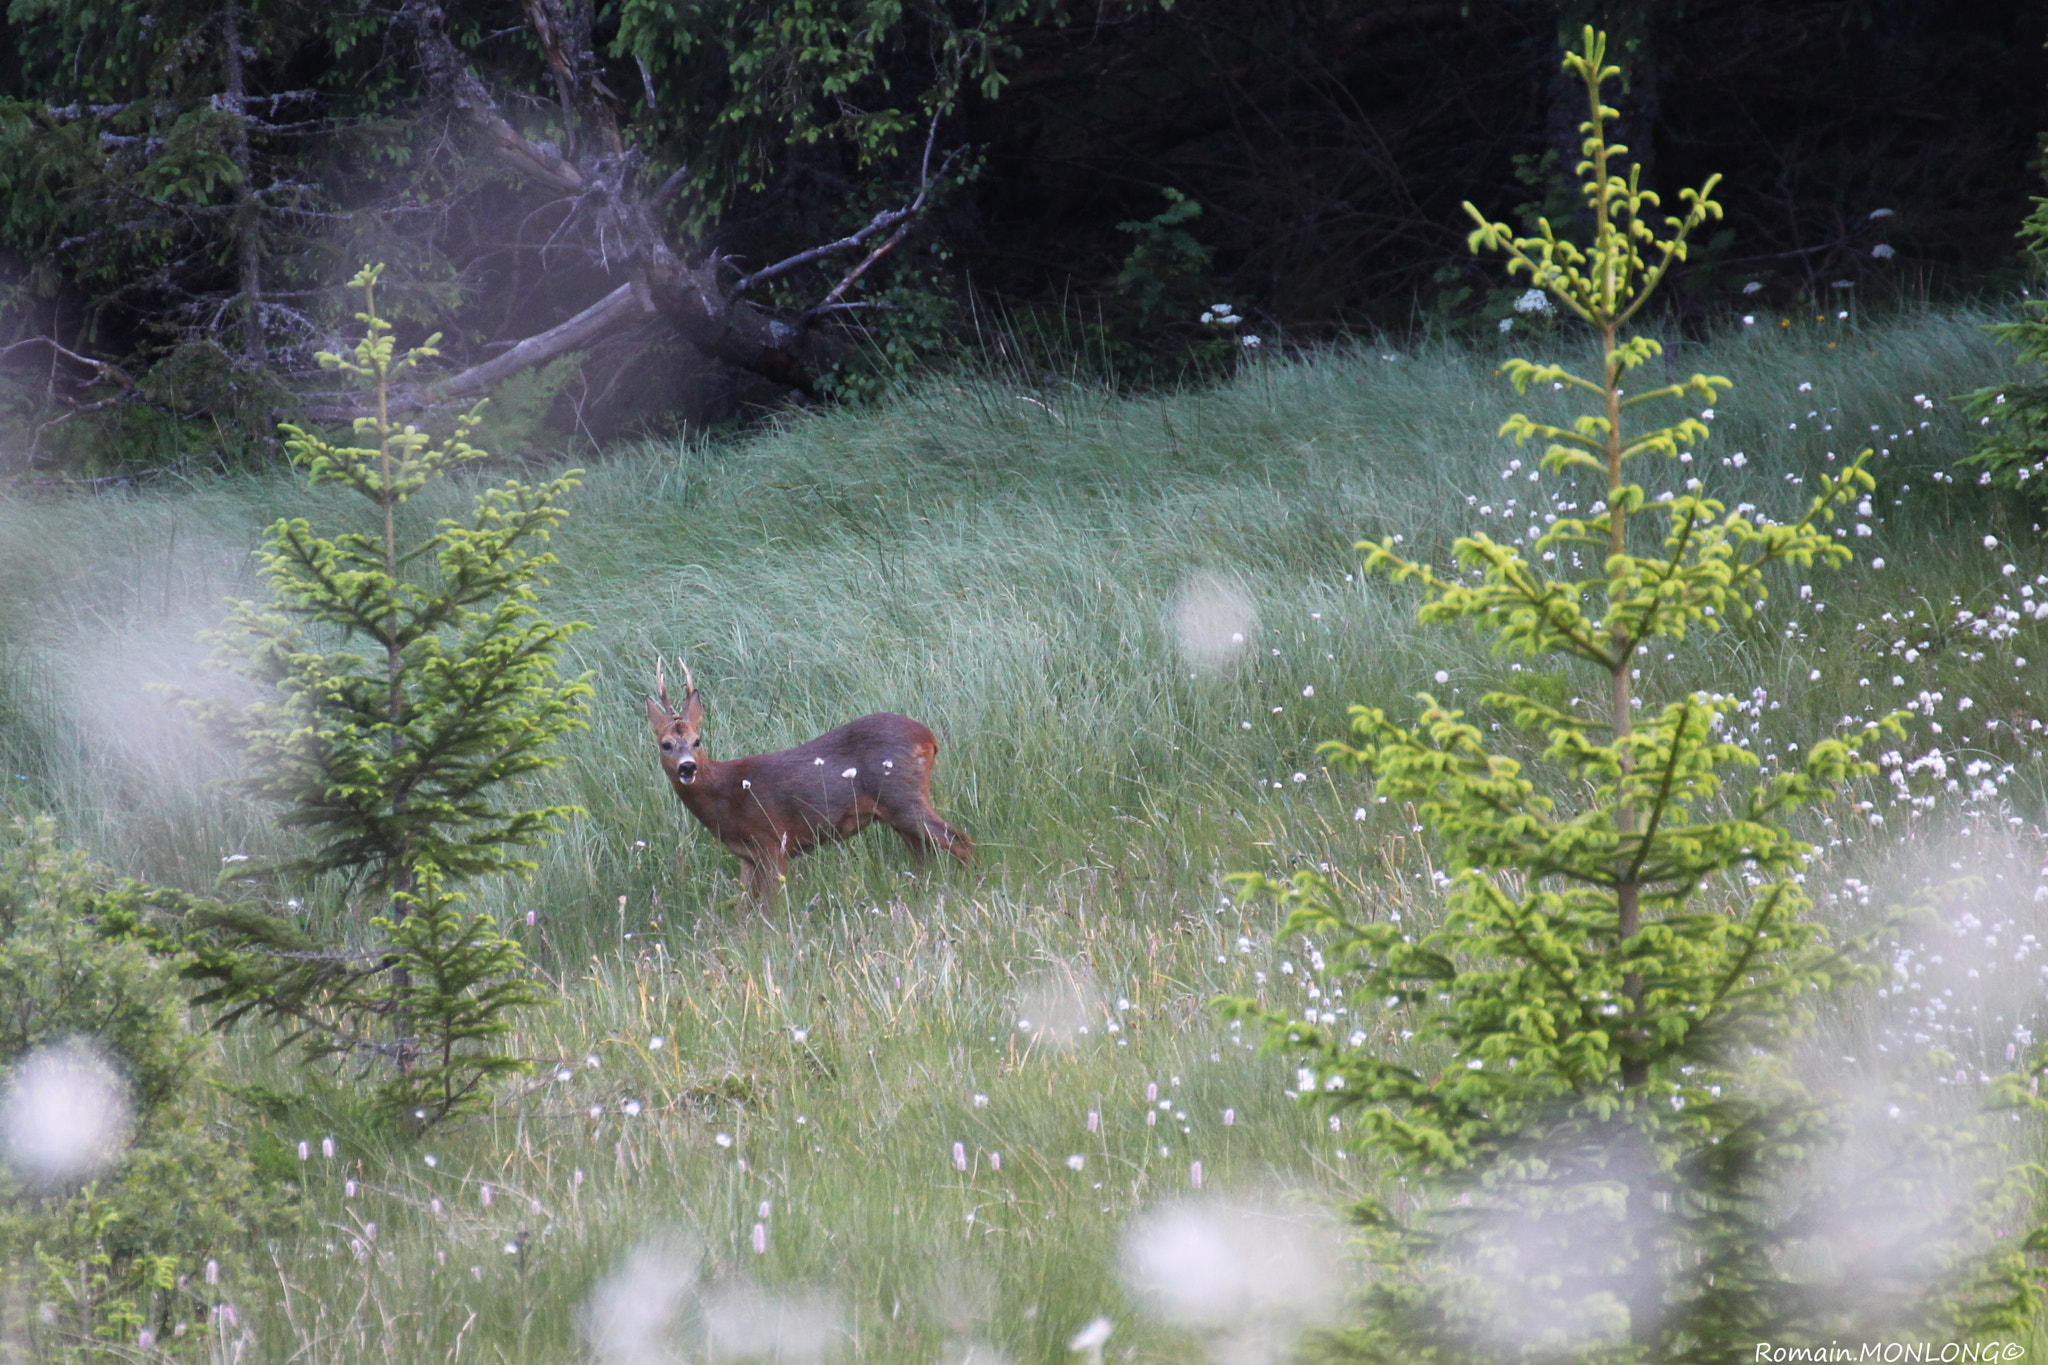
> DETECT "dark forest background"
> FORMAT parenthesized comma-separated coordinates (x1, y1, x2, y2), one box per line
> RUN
(1, 0, 2043, 469)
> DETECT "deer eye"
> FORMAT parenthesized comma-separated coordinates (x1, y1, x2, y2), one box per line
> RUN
(660, 740, 674, 751)
(690, 737, 702, 748)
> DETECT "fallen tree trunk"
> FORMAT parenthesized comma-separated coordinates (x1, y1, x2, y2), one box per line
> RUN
(390, 0, 933, 411)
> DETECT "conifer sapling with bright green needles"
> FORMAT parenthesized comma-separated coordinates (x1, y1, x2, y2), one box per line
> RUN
(1221, 28, 2040, 1355)
(185, 264, 588, 1127)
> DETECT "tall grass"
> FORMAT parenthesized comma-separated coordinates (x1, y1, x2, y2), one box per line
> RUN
(1, 306, 2045, 1360)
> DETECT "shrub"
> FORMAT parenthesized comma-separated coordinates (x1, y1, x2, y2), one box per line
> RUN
(0, 816, 275, 1356)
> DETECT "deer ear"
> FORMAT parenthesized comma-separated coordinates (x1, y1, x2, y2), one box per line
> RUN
(681, 689, 705, 727)
(646, 695, 672, 732)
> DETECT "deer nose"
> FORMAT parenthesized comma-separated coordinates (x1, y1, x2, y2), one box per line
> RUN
(677, 758, 698, 783)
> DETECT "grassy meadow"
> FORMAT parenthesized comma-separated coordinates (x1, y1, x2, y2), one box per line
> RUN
(4, 306, 2048, 1360)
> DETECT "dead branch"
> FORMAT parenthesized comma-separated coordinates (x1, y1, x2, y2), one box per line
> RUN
(649, 165, 691, 208)
(733, 207, 918, 298)
(804, 219, 917, 322)
(0, 336, 135, 390)
(735, 116, 954, 300)
(432, 282, 645, 398)
(0, 336, 140, 458)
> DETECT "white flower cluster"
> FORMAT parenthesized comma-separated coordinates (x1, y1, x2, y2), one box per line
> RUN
(1200, 302, 1260, 348)
(1513, 288, 1554, 316)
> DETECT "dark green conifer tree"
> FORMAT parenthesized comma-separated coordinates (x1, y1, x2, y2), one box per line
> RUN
(188, 265, 585, 1127)
(1963, 186, 2048, 510)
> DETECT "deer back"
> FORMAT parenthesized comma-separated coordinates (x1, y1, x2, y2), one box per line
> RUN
(652, 700, 938, 860)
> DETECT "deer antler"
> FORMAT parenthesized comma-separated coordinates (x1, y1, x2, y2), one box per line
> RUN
(655, 656, 668, 709)
(676, 657, 696, 697)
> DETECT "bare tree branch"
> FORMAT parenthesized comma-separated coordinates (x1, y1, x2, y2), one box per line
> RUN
(737, 117, 958, 302)
(0, 337, 135, 390)
(0, 336, 139, 457)
(808, 301, 900, 314)
(432, 283, 646, 398)
(732, 207, 921, 297)
(649, 165, 691, 208)
(804, 219, 917, 322)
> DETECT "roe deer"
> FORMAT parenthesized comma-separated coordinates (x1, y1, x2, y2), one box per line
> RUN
(646, 659, 973, 902)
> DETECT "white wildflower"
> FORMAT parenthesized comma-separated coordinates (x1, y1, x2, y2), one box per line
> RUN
(1069, 1318, 1114, 1353)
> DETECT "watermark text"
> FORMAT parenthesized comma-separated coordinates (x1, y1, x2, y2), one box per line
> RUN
(1756, 1345, 2025, 1364)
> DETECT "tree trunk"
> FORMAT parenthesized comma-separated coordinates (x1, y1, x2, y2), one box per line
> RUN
(221, 0, 266, 367)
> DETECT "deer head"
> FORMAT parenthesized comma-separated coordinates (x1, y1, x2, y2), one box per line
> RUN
(647, 657, 707, 786)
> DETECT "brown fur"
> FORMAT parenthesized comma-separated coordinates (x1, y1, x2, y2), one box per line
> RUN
(646, 661, 972, 903)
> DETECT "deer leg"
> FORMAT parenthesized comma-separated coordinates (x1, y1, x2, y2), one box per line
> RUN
(888, 810, 937, 863)
(890, 809, 973, 867)
(891, 822, 932, 868)
(931, 818, 974, 866)
(741, 852, 788, 905)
